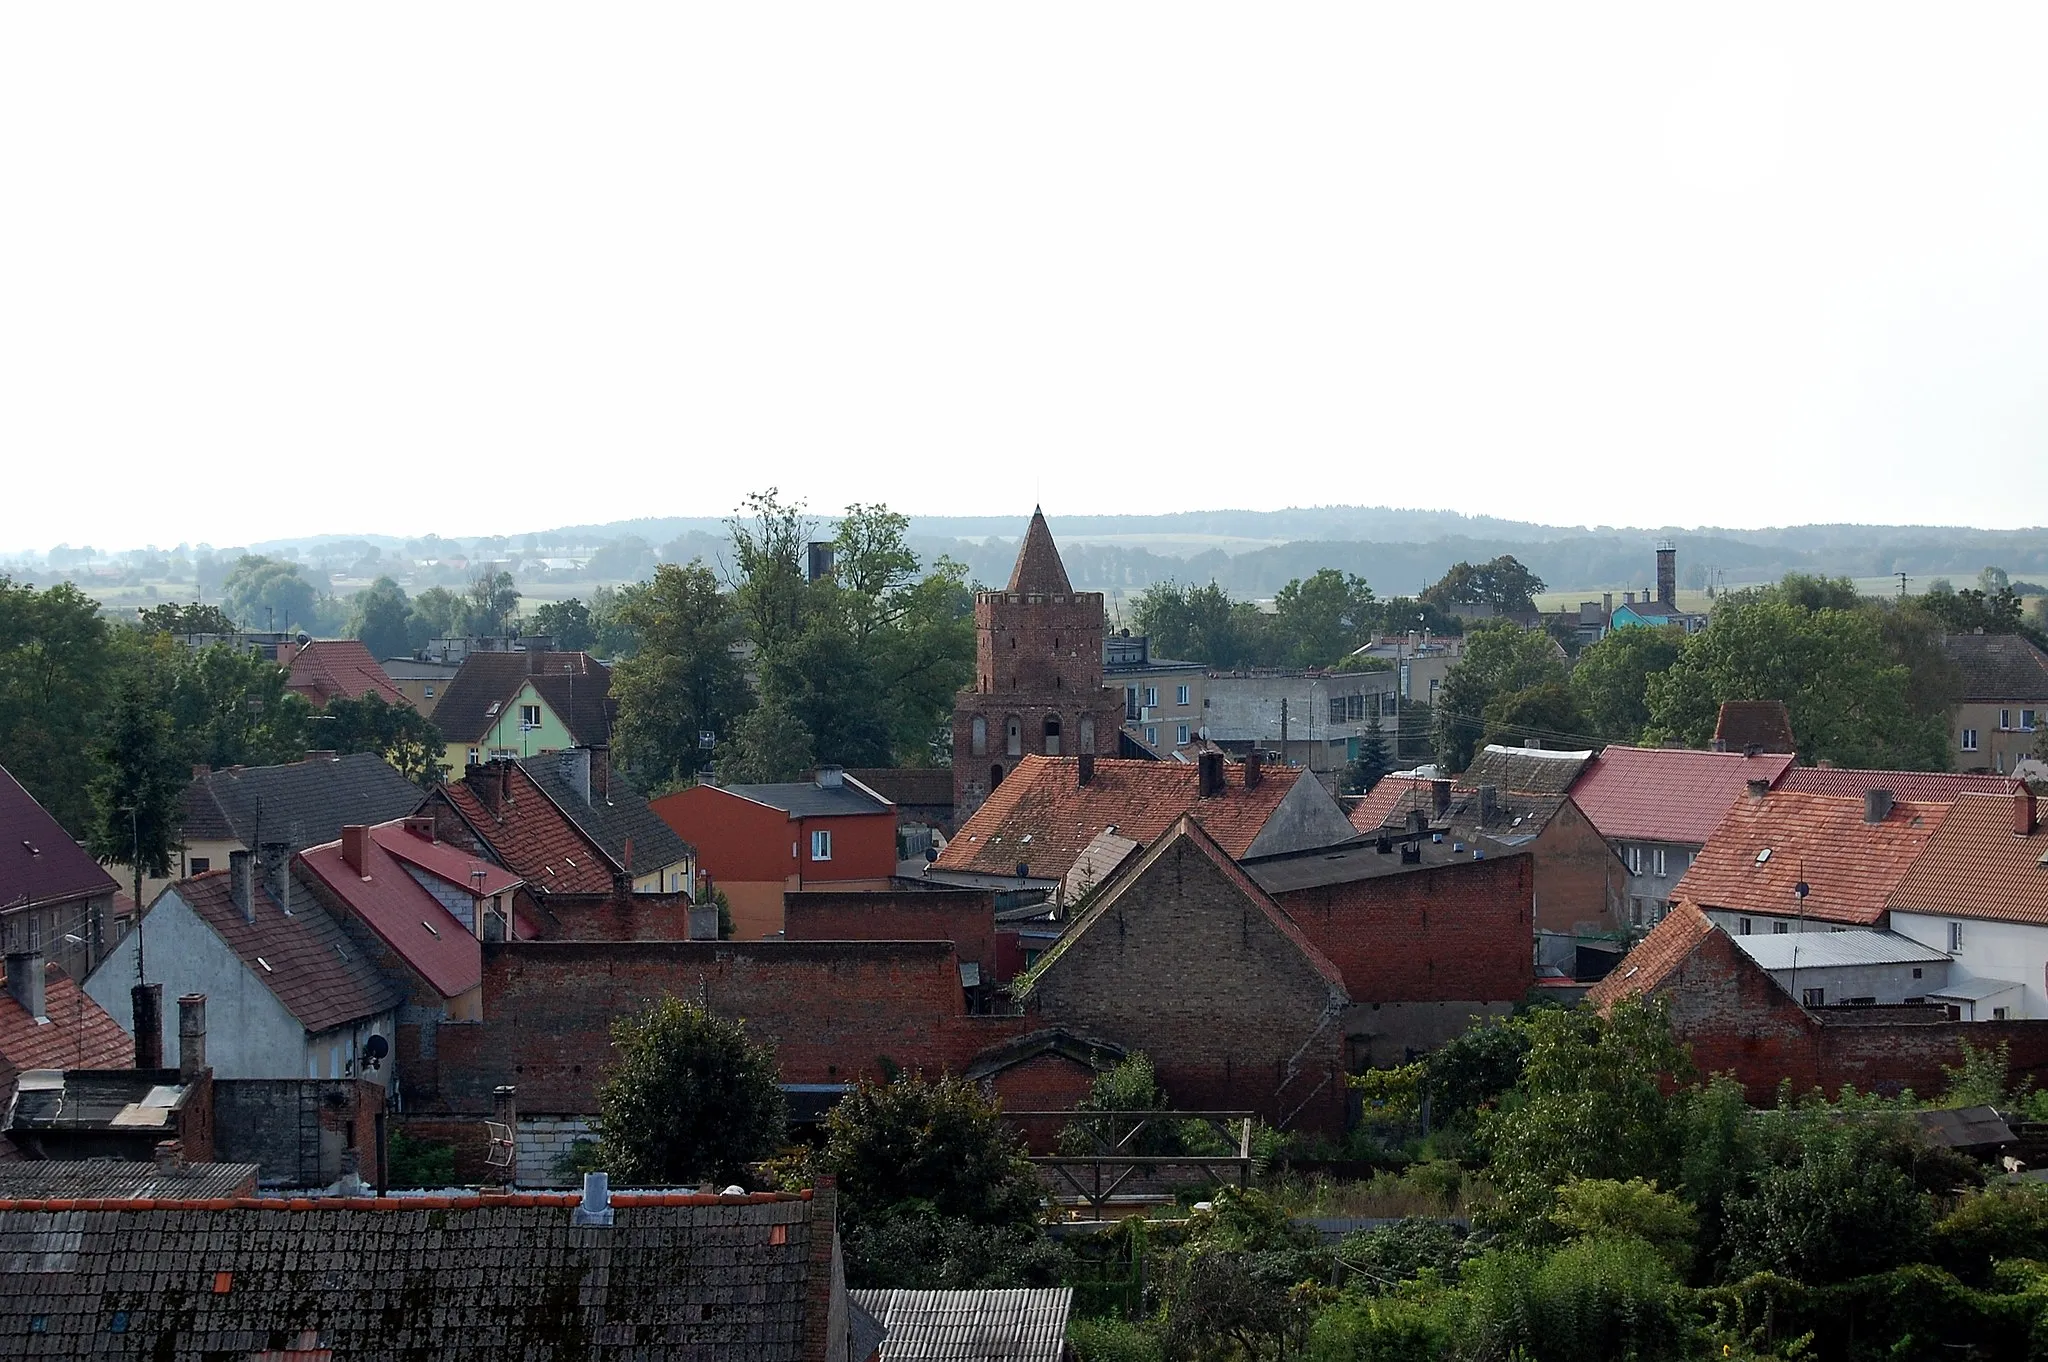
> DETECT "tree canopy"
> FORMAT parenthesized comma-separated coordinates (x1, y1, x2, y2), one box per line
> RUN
(592, 996, 786, 1185)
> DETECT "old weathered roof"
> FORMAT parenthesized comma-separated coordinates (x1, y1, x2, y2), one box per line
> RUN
(0, 964, 131, 1080)
(1004, 509, 1074, 595)
(436, 764, 616, 896)
(1779, 768, 2023, 802)
(285, 640, 405, 707)
(0, 1190, 828, 1360)
(1712, 700, 1797, 755)
(851, 1288, 1074, 1362)
(1347, 776, 1434, 835)
(717, 779, 893, 820)
(1570, 746, 1796, 846)
(180, 754, 423, 850)
(7, 1068, 194, 1134)
(1731, 929, 1949, 971)
(1942, 633, 2048, 702)
(0, 764, 117, 910)
(1244, 834, 1514, 894)
(0, 1160, 258, 1201)
(431, 651, 612, 745)
(171, 871, 404, 1032)
(297, 837, 481, 999)
(519, 755, 694, 872)
(1674, 790, 1949, 927)
(370, 822, 522, 898)
(937, 755, 1306, 880)
(1889, 792, 2048, 926)
(842, 768, 955, 809)
(1457, 744, 1594, 796)
(1584, 901, 1720, 1010)
(960, 1030, 1125, 1082)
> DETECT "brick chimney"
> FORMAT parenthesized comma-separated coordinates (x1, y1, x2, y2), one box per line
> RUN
(154, 1139, 185, 1175)
(341, 825, 370, 876)
(1197, 751, 1225, 798)
(4, 948, 44, 1022)
(590, 745, 610, 800)
(259, 840, 293, 912)
(229, 849, 255, 924)
(1077, 753, 1095, 786)
(177, 993, 207, 1082)
(132, 982, 164, 1069)
(2018, 787, 2038, 838)
(1656, 541, 1676, 609)
(1431, 779, 1452, 816)
(1746, 778, 1772, 799)
(1243, 751, 1263, 790)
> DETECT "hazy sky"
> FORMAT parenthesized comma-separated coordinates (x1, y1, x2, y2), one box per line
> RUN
(6, 5, 2048, 551)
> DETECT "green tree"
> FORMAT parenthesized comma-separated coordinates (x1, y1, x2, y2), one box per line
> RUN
(1981, 565, 2011, 594)
(720, 700, 817, 784)
(610, 562, 751, 788)
(467, 567, 520, 637)
(1550, 1177, 1697, 1274)
(406, 585, 467, 649)
(1421, 555, 1546, 615)
(530, 597, 596, 652)
(0, 578, 118, 833)
(1719, 1110, 1931, 1284)
(167, 643, 311, 769)
(320, 691, 447, 786)
(1343, 713, 1393, 795)
(727, 488, 816, 655)
(1273, 570, 1377, 668)
(1433, 624, 1567, 772)
(1131, 580, 1276, 669)
(592, 996, 787, 1184)
(1481, 682, 1591, 751)
(1569, 625, 1685, 743)
(221, 554, 318, 632)
(1646, 597, 1944, 768)
(86, 656, 187, 886)
(136, 601, 236, 636)
(588, 584, 641, 658)
(347, 577, 413, 661)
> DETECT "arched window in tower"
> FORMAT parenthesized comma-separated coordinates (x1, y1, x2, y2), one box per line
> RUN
(1006, 717, 1022, 757)
(1043, 715, 1062, 756)
(1078, 715, 1095, 751)
(970, 715, 987, 756)
(990, 763, 1005, 790)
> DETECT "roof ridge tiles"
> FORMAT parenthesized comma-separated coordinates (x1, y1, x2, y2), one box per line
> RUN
(0, 1189, 808, 1213)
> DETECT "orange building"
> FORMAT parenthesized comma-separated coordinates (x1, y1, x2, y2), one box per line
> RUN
(649, 768, 898, 940)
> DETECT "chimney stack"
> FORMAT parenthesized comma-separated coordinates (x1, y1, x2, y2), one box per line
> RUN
(4, 948, 44, 1022)
(1746, 779, 1772, 799)
(1602, 592, 1613, 617)
(1243, 751, 1263, 790)
(403, 816, 436, 842)
(1863, 788, 1895, 825)
(132, 982, 164, 1069)
(1477, 784, 1500, 826)
(589, 745, 610, 800)
(177, 993, 207, 1081)
(341, 825, 369, 876)
(1656, 541, 1677, 609)
(816, 765, 844, 790)
(259, 840, 293, 911)
(153, 1139, 185, 1175)
(1431, 779, 1452, 816)
(229, 849, 255, 924)
(1076, 753, 1095, 786)
(1197, 751, 1225, 798)
(2018, 787, 2038, 838)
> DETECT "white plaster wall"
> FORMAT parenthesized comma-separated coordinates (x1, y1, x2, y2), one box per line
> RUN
(1892, 912, 2048, 1019)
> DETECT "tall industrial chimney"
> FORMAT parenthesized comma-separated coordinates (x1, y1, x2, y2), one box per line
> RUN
(1656, 541, 1677, 610)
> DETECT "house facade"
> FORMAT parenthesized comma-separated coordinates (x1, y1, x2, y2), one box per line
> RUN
(0, 763, 119, 982)
(430, 650, 613, 773)
(1103, 631, 1208, 757)
(1204, 670, 1400, 773)
(1942, 633, 2048, 776)
(1887, 790, 2048, 1020)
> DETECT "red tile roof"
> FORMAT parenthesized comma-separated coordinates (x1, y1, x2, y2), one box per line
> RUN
(1778, 768, 2022, 802)
(1570, 746, 1796, 845)
(1585, 901, 1718, 1010)
(1888, 792, 2048, 926)
(370, 823, 522, 898)
(0, 963, 131, 1080)
(1348, 776, 1433, 834)
(935, 755, 1307, 879)
(0, 764, 118, 910)
(298, 835, 482, 999)
(436, 765, 615, 896)
(285, 641, 406, 707)
(1005, 508, 1073, 594)
(1673, 790, 1950, 927)
(173, 871, 403, 1033)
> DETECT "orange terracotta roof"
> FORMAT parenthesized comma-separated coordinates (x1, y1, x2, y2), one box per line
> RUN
(1888, 792, 2048, 926)
(1673, 790, 1949, 927)
(437, 764, 615, 895)
(1778, 768, 2022, 802)
(935, 754, 1305, 879)
(1348, 776, 1433, 834)
(1571, 746, 1795, 845)
(0, 963, 131, 1080)
(1585, 901, 1718, 1010)
(286, 640, 406, 707)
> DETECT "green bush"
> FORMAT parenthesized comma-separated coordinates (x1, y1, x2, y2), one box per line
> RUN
(845, 1210, 1068, 1290)
(1721, 1117, 1931, 1285)
(385, 1129, 456, 1188)
(1935, 1184, 2048, 1286)
(1462, 1238, 1689, 1362)
(1307, 1289, 1458, 1362)
(1337, 1219, 1471, 1292)
(1066, 1317, 1166, 1362)
(1551, 1178, 1697, 1275)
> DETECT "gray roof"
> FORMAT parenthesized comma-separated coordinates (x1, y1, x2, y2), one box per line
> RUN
(518, 755, 694, 870)
(1243, 834, 1507, 894)
(722, 780, 893, 818)
(1459, 745, 1594, 796)
(1732, 930, 1950, 971)
(850, 1288, 1073, 1362)
(6, 1069, 196, 1135)
(0, 1159, 258, 1201)
(1912, 1105, 2015, 1150)
(0, 1193, 831, 1359)
(182, 754, 424, 849)
(1942, 633, 2048, 703)
(1927, 975, 2025, 1002)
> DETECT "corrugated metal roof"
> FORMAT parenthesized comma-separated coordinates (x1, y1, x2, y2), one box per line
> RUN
(850, 1288, 1073, 1362)
(1927, 975, 2024, 1002)
(1732, 930, 1949, 971)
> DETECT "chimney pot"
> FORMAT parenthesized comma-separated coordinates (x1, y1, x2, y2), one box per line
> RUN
(153, 1139, 184, 1175)
(573, 1170, 614, 1226)
(177, 993, 207, 1081)
(1864, 788, 1895, 824)
(132, 982, 164, 1070)
(1746, 779, 1771, 798)
(1197, 751, 1225, 798)
(1076, 753, 1095, 786)
(4, 949, 45, 1022)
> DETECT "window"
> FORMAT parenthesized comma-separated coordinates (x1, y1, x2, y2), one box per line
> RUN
(189, 857, 210, 875)
(1738, 917, 1752, 935)
(989, 763, 1004, 791)
(1995, 1006, 2011, 1021)
(1962, 728, 1979, 751)
(1627, 846, 1643, 875)
(2001, 709, 2012, 731)
(1006, 717, 1022, 757)
(467, 748, 480, 766)
(2027, 710, 2039, 732)
(1176, 684, 1191, 707)
(970, 715, 987, 756)
(1177, 724, 1191, 745)
(1949, 921, 1965, 951)
(1653, 848, 1667, 877)
(1143, 686, 1159, 708)
(1802, 987, 1826, 1007)
(1042, 714, 1062, 755)
(423, 684, 434, 699)
(1773, 921, 1789, 934)
(1145, 726, 1158, 746)
(1125, 687, 1141, 720)
(1631, 897, 1646, 925)
(1329, 693, 1368, 723)
(520, 704, 542, 729)
(810, 830, 832, 862)
(1427, 678, 1441, 703)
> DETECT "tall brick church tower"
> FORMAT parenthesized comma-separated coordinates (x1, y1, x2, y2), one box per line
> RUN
(952, 509, 1124, 821)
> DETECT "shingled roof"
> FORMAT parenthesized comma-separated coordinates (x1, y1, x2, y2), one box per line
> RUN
(1942, 633, 2048, 702)
(0, 764, 117, 912)
(434, 762, 616, 896)
(1005, 508, 1073, 594)
(519, 754, 693, 874)
(297, 833, 482, 999)
(1457, 744, 1594, 795)
(0, 1189, 838, 1360)
(431, 651, 613, 746)
(284, 640, 405, 707)
(169, 870, 403, 1033)
(1889, 791, 2048, 926)
(1673, 789, 1950, 927)
(0, 962, 130, 1085)
(852, 1288, 1074, 1362)
(935, 755, 1322, 880)
(1585, 900, 1720, 1010)
(1570, 746, 1795, 845)
(180, 754, 424, 850)
(1778, 768, 2021, 802)
(1347, 775, 1434, 835)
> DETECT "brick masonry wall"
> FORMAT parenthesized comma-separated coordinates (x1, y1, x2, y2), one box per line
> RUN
(1271, 853, 1534, 1006)
(516, 891, 691, 942)
(429, 940, 1028, 1115)
(1026, 837, 1349, 1133)
(517, 1115, 594, 1187)
(1530, 800, 1627, 938)
(954, 589, 1122, 818)
(784, 887, 998, 979)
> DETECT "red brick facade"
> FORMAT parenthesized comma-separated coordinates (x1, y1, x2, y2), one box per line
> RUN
(1526, 799, 1628, 939)
(783, 886, 999, 983)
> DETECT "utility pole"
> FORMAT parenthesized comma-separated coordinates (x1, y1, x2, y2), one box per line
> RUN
(125, 804, 145, 984)
(1279, 696, 1288, 766)
(1897, 572, 1909, 599)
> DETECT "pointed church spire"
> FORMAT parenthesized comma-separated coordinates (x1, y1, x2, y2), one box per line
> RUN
(1006, 507, 1073, 593)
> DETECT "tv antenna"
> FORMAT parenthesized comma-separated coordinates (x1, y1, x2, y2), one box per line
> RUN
(484, 1121, 515, 1168)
